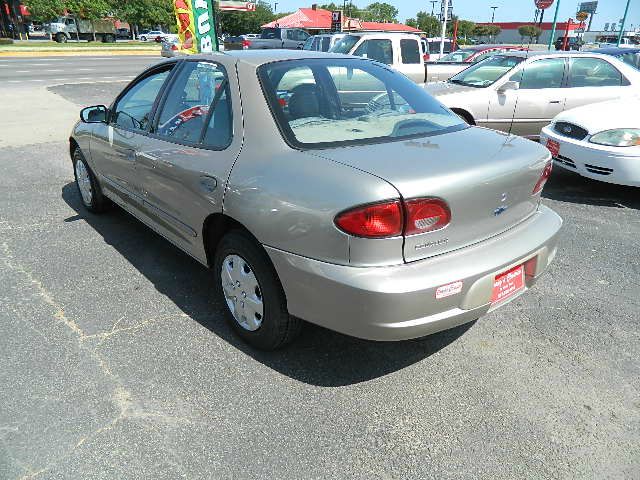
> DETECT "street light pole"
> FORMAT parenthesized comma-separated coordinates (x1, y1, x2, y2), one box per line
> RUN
(547, 0, 561, 51)
(430, 1, 438, 17)
(617, 0, 631, 47)
(439, 0, 449, 57)
(274, 2, 278, 13)
(490, 6, 498, 23)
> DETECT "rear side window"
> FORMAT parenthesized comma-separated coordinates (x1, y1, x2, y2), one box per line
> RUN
(353, 39, 393, 65)
(513, 58, 565, 89)
(321, 36, 331, 52)
(569, 58, 626, 87)
(429, 41, 452, 54)
(154, 61, 232, 149)
(400, 39, 421, 64)
(261, 28, 279, 39)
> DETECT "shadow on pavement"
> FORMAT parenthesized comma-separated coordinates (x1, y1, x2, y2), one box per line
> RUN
(543, 168, 639, 210)
(62, 183, 472, 387)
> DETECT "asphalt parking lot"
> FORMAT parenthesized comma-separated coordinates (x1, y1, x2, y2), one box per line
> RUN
(1, 56, 639, 479)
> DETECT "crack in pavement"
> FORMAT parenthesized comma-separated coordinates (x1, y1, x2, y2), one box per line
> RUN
(1, 241, 191, 479)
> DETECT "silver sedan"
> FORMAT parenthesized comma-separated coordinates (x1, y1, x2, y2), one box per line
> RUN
(70, 51, 562, 350)
(425, 51, 640, 139)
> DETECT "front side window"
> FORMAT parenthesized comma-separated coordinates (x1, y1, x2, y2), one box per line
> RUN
(113, 68, 171, 131)
(449, 55, 524, 87)
(302, 37, 314, 50)
(513, 58, 566, 89)
(155, 61, 232, 148)
(568, 58, 625, 87)
(353, 39, 393, 65)
(400, 39, 421, 64)
(259, 59, 465, 148)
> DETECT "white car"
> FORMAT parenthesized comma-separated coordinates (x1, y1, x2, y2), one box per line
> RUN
(540, 98, 640, 187)
(139, 30, 165, 42)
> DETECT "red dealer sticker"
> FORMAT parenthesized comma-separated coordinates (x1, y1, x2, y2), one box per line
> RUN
(491, 264, 525, 304)
(546, 138, 560, 158)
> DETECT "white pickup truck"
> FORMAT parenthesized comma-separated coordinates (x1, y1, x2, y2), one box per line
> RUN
(329, 32, 427, 84)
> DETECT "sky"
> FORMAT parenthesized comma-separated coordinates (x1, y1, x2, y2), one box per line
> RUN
(272, 0, 639, 31)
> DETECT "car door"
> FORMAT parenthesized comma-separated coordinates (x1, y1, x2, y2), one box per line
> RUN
(399, 37, 424, 82)
(507, 57, 567, 138)
(90, 64, 174, 204)
(134, 58, 242, 256)
(563, 56, 634, 111)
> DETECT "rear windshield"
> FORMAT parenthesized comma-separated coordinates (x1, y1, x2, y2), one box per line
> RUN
(329, 35, 360, 54)
(429, 41, 452, 54)
(261, 28, 280, 39)
(258, 59, 466, 149)
(438, 49, 476, 62)
(449, 54, 524, 87)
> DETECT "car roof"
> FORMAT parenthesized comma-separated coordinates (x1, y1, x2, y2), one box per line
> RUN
(499, 50, 619, 59)
(590, 47, 640, 54)
(192, 49, 353, 67)
(456, 44, 524, 51)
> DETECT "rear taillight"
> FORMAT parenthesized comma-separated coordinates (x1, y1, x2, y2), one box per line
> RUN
(171, 44, 178, 51)
(532, 161, 553, 195)
(335, 200, 403, 238)
(404, 198, 451, 235)
(335, 198, 451, 239)
(242, 39, 251, 49)
(423, 53, 430, 62)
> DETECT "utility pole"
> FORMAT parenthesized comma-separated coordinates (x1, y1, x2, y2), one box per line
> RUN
(490, 6, 498, 23)
(430, 1, 438, 17)
(439, 0, 449, 56)
(274, 2, 278, 13)
(547, 0, 561, 50)
(617, 0, 631, 46)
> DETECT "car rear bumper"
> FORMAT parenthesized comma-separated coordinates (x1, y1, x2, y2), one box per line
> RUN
(541, 126, 640, 187)
(266, 205, 562, 341)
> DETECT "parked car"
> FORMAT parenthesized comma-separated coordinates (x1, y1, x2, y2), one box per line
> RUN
(540, 98, 640, 187)
(330, 32, 427, 83)
(555, 36, 583, 51)
(588, 47, 640, 70)
(423, 37, 455, 61)
(425, 51, 640, 139)
(425, 45, 528, 83)
(70, 50, 561, 350)
(139, 30, 164, 42)
(303, 33, 346, 52)
(224, 27, 309, 50)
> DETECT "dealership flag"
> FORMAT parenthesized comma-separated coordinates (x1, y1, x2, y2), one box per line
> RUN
(173, 0, 218, 53)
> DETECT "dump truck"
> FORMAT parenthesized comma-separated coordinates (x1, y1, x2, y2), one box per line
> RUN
(47, 16, 116, 43)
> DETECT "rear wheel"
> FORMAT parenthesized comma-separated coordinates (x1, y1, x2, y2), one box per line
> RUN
(55, 33, 67, 43)
(214, 231, 301, 350)
(72, 148, 109, 213)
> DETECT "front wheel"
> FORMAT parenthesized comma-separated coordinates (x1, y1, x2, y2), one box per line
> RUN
(72, 149, 109, 213)
(55, 33, 67, 43)
(214, 231, 301, 350)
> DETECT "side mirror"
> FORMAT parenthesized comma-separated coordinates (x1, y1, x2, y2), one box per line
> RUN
(80, 105, 108, 123)
(497, 81, 519, 94)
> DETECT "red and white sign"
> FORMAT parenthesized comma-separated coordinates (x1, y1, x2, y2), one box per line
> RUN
(491, 264, 525, 304)
(219, 0, 256, 11)
(535, 0, 555, 9)
(435, 280, 464, 299)
(546, 138, 560, 158)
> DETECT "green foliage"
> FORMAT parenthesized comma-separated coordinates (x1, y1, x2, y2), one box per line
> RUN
(518, 25, 542, 42)
(360, 2, 398, 23)
(219, 1, 276, 36)
(22, 0, 66, 21)
(456, 20, 476, 39)
(410, 11, 440, 36)
(486, 24, 501, 37)
(115, 0, 174, 29)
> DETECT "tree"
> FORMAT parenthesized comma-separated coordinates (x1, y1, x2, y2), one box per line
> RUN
(406, 18, 418, 28)
(114, 0, 174, 36)
(486, 24, 501, 41)
(22, 0, 65, 22)
(360, 2, 398, 23)
(413, 11, 440, 37)
(219, 1, 276, 36)
(457, 20, 476, 40)
(518, 25, 542, 44)
(473, 24, 490, 41)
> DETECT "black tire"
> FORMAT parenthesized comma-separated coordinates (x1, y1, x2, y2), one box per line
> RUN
(214, 231, 301, 350)
(72, 148, 109, 213)
(55, 33, 67, 43)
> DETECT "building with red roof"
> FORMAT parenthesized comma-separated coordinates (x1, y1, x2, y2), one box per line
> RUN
(262, 5, 420, 34)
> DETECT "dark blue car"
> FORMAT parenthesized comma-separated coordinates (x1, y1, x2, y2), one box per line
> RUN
(589, 47, 640, 70)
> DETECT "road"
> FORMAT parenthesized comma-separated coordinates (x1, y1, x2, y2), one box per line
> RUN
(0, 55, 639, 479)
(0, 55, 161, 86)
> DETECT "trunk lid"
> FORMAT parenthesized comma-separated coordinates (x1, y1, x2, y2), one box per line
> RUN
(312, 127, 550, 262)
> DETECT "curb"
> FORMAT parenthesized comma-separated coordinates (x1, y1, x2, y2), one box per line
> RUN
(0, 50, 160, 57)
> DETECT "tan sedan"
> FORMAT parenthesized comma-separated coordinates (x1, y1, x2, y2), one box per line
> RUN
(424, 51, 640, 139)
